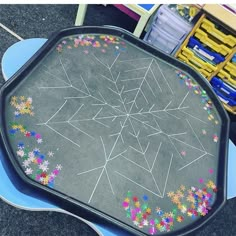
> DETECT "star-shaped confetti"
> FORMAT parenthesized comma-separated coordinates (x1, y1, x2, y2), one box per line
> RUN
(180, 151, 186, 156)
(37, 138, 43, 144)
(208, 168, 214, 174)
(202, 129, 207, 135)
(56, 164, 62, 170)
(167, 191, 174, 197)
(25, 168, 33, 175)
(47, 151, 54, 157)
(199, 178, 204, 183)
(213, 134, 218, 142)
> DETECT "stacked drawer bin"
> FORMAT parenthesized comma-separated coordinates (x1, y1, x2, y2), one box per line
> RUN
(144, 4, 193, 55)
(176, 14, 236, 114)
(211, 53, 236, 113)
(200, 18, 236, 48)
(177, 16, 236, 79)
(177, 35, 225, 78)
(210, 76, 236, 106)
(217, 54, 236, 87)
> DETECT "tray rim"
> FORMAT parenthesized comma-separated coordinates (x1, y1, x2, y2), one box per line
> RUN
(0, 25, 230, 236)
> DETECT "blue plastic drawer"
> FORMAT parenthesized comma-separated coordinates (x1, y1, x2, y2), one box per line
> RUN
(210, 76, 236, 98)
(232, 53, 236, 64)
(210, 77, 236, 106)
(188, 37, 225, 64)
(212, 88, 236, 106)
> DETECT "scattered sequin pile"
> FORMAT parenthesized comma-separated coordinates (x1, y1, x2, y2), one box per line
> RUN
(56, 34, 127, 55)
(10, 96, 34, 117)
(16, 142, 62, 187)
(9, 122, 43, 144)
(122, 173, 217, 234)
(123, 191, 186, 234)
(175, 70, 218, 125)
(168, 181, 217, 219)
(9, 96, 62, 188)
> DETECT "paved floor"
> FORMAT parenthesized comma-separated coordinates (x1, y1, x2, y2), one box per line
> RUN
(0, 4, 235, 236)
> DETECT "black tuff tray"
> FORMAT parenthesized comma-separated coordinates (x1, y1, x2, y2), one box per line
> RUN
(0, 26, 229, 235)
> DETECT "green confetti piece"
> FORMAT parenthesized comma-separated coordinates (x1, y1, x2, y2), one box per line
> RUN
(127, 191, 132, 197)
(154, 218, 159, 224)
(137, 213, 142, 219)
(142, 203, 148, 211)
(126, 212, 131, 218)
(173, 208, 177, 213)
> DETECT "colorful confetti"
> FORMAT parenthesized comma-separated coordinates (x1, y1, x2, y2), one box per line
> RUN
(56, 34, 127, 54)
(15, 140, 62, 187)
(180, 151, 186, 156)
(9, 95, 62, 188)
(9, 122, 43, 143)
(202, 129, 207, 135)
(122, 171, 217, 234)
(213, 134, 218, 143)
(175, 70, 218, 124)
(208, 168, 213, 174)
(10, 96, 34, 117)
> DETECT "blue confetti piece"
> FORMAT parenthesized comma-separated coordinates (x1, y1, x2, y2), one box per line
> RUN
(34, 150, 40, 155)
(48, 181, 54, 188)
(165, 218, 170, 223)
(157, 210, 163, 216)
(18, 142, 24, 148)
(143, 195, 148, 201)
(31, 131, 36, 136)
(40, 154, 45, 159)
(9, 129, 17, 135)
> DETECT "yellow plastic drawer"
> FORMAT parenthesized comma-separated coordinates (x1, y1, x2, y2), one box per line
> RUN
(178, 53, 211, 78)
(201, 18, 236, 47)
(224, 62, 236, 77)
(194, 29, 232, 56)
(181, 46, 217, 73)
(218, 70, 236, 87)
(223, 103, 236, 115)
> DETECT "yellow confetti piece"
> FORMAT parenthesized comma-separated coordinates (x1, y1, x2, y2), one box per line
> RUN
(156, 224, 162, 230)
(12, 125, 18, 129)
(177, 216, 183, 222)
(187, 212, 192, 217)
(180, 185, 186, 191)
(146, 208, 151, 214)
(124, 197, 130, 203)
(167, 191, 174, 197)
(11, 96, 17, 101)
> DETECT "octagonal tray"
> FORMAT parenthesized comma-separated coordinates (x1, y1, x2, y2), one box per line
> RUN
(0, 26, 229, 235)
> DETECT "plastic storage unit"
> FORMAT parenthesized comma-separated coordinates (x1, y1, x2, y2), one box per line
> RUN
(175, 10, 236, 114)
(144, 4, 193, 55)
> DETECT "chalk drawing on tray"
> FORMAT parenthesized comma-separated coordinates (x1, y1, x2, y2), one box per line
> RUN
(36, 52, 215, 203)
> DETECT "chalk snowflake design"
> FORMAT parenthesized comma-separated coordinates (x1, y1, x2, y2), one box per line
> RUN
(35, 35, 219, 205)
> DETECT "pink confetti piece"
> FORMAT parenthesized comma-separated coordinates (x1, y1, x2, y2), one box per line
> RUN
(180, 151, 186, 156)
(213, 134, 218, 142)
(202, 129, 207, 135)
(199, 178, 204, 183)
(35, 133, 41, 139)
(208, 168, 213, 174)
